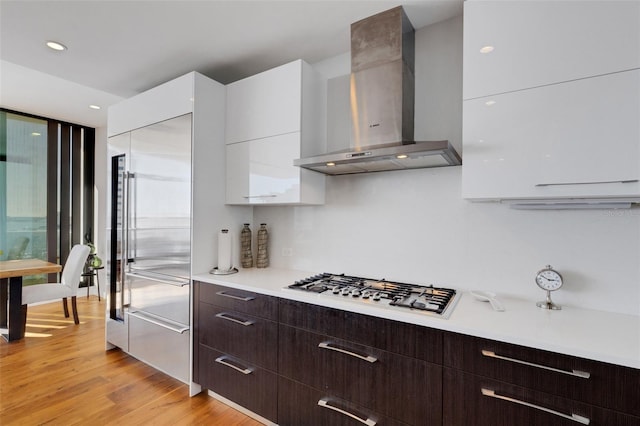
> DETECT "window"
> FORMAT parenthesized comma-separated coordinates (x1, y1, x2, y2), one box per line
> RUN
(0, 109, 95, 284)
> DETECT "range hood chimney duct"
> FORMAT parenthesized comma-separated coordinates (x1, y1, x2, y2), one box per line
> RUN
(295, 6, 462, 175)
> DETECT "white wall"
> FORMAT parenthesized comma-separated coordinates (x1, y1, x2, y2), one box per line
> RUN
(253, 15, 640, 316)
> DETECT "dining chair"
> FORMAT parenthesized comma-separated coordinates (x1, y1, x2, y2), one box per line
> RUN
(22, 244, 91, 324)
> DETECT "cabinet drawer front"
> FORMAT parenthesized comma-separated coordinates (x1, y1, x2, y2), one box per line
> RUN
(128, 313, 190, 384)
(444, 369, 640, 426)
(199, 346, 277, 422)
(197, 282, 278, 320)
(279, 324, 442, 426)
(279, 298, 442, 363)
(444, 333, 640, 416)
(199, 302, 277, 370)
(278, 376, 408, 426)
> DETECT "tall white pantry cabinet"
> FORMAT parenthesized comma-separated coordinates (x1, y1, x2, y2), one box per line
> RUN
(461, 1, 640, 203)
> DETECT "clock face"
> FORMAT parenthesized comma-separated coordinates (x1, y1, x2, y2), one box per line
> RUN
(535, 268, 563, 291)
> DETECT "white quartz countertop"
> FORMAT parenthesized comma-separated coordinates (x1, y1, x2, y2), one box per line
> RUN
(193, 268, 640, 370)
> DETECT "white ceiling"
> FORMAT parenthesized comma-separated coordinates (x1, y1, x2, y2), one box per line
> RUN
(0, 0, 463, 128)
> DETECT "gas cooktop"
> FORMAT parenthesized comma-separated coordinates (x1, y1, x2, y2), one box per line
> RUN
(287, 273, 459, 319)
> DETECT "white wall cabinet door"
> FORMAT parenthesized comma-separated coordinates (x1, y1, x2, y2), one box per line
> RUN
(463, 1, 640, 100)
(226, 133, 304, 204)
(225, 140, 251, 205)
(225, 60, 302, 144)
(462, 70, 640, 201)
(224, 59, 325, 205)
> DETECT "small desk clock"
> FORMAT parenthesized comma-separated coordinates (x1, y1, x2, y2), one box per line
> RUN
(535, 265, 563, 310)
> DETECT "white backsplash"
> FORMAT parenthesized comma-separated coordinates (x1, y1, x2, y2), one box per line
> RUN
(254, 166, 640, 316)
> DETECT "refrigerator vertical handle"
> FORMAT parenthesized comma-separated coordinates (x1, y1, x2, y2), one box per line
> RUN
(129, 172, 137, 262)
(121, 169, 131, 309)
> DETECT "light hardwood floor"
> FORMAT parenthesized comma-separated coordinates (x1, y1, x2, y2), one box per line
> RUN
(0, 295, 262, 425)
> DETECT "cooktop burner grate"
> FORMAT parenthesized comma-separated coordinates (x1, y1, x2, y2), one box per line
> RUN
(288, 273, 458, 317)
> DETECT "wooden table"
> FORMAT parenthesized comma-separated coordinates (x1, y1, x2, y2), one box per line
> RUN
(0, 259, 62, 342)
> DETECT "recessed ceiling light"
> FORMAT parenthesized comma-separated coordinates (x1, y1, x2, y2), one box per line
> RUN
(31, 132, 41, 136)
(89, 105, 101, 110)
(396, 154, 408, 159)
(480, 45, 494, 54)
(46, 41, 67, 51)
(485, 100, 496, 106)
(326, 162, 336, 167)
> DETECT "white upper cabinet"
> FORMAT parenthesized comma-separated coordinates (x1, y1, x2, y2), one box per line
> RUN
(226, 132, 313, 204)
(463, 0, 640, 100)
(226, 60, 303, 144)
(462, 70, 640, 201)
(225, 59, 325, 205)
(462, 1, 640, 204)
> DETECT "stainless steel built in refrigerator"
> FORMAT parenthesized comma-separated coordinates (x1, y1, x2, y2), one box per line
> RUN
(107, 114, 192, 383)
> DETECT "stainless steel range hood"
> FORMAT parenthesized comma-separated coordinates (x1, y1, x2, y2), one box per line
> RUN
(295, 6, 461, 176)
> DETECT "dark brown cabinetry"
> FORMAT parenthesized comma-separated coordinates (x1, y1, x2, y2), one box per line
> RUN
(198, 281, 279, 320)
(278, 376, 409, 426)
(194, 281, 639, 426)
(199, 346, 278, 420)
(443, 333, 640, 426)
(194, 282, 279, 421)
(199, 302, 278, 371)
(278, 299, 443, 426)
(278, 298, 443, 364)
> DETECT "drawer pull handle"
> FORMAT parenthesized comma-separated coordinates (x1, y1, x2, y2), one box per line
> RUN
(126, 271, 189, 287)
(318, 342, 377, 363)
(214, 356, 252, 375)
(536, 179, 638, 187)
(481, 388, 590, 425)
(216, 290, 255, 302)
(317, 398, 377, 426)
(481, 350, 590, 379)
(215, 312, 254, 326)
(128, 311, 189, 334)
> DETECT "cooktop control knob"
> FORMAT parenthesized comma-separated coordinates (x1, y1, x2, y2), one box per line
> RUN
(373, 292, 381, 301)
